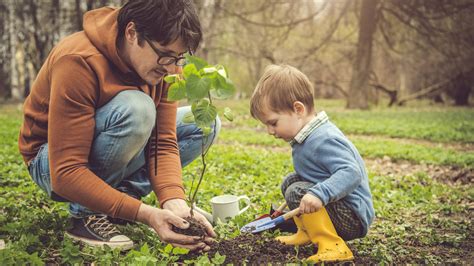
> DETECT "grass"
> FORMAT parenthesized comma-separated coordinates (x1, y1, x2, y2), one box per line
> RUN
(217, 99, 474, 143)
(0, 100, 473, 264)
(219, 128, 474, 168)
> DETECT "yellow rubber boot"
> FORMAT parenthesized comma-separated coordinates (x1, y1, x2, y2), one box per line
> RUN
(301, 207, 354, 263)
(275, 216, 310, 245)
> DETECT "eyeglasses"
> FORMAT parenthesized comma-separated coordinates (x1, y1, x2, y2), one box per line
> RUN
(144, 37, 187, 66)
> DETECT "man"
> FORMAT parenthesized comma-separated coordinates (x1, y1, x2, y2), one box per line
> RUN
(18, 0, 217, 251)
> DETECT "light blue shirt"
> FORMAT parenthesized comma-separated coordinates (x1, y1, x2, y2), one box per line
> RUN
(291, 112, 375, 236)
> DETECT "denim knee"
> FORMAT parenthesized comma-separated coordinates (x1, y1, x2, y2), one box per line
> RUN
(176, 108, 221, 167)
(116, 91, 156, 142)
(209, 115, 221, 145)
(200, 115, 221, 152)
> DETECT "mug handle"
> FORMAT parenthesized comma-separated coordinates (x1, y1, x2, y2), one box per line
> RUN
(237, 195, 251, 215)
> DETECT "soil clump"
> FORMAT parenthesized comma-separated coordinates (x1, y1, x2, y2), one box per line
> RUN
(172, 216, 207, 239)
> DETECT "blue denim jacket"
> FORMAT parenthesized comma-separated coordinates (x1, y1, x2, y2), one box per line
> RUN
(291, 117, 375, 236)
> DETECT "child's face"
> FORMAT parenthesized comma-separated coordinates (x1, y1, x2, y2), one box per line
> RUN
(259, 108, 307, 142)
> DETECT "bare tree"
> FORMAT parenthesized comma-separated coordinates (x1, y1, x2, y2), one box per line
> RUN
(371, 0, 474, 106)
(1, 0, 473, 105)
(0, 0, 11, 100)
(9, 0, 20, 101)
(346, 0, 378, 109)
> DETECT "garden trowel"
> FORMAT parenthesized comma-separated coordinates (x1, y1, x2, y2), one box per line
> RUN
(241, 208, 300, 234)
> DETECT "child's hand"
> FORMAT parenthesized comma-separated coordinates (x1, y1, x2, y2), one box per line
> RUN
(299, 194, 323, 214)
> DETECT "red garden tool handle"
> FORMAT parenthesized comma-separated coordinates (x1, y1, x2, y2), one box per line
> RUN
(270, 202, 288, 218)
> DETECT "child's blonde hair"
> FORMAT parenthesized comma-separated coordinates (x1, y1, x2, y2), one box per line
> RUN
(250, 64, 314, 120)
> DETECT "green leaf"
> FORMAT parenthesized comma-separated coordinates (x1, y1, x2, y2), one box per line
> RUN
(202, 126, 212, 136)
(196, 255, 211, 264)
(211, 251, 226, 265)
(211, 74, 235, 99)
(172, 246, 190, 255)
(185, 55, 208, 70)
(192, 99, 217, 128)
(140, 243, 150, 254)
(182, 111, 195, 123)
(216, 65, 228, 78)
(183, 64, 198, 79)
(201, 66, 217, 74)
(167, 80, 186, 101)
(191, 98, 209, 121)
(164, 74, 178, 84)
(186, 74, 211, 101)
(164, 244, 173, 254)
(223, 107, 234, 122)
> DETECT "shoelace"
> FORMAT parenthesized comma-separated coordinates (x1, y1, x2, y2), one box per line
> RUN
(85, 215, 120, 238)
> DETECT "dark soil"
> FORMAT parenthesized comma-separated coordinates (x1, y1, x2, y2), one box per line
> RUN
(172, 216, 207, 239)
(180, 233, 359, 264)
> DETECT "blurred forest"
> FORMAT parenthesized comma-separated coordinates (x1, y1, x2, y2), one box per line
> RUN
(0, 0, 473, 108)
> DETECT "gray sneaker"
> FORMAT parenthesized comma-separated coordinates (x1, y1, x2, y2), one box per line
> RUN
(65, 215, 134, 250)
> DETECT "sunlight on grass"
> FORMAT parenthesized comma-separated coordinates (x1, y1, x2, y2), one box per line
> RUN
(218, 128, 474, 168)
(216, 99, 474, 143)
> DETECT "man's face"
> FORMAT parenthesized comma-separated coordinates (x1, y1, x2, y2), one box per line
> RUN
(128, 36, 187, 86)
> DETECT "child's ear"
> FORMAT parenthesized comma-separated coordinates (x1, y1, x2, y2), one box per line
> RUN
(293, 101, 306, 116)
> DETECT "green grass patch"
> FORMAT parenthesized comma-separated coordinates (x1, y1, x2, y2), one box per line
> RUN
(352, 137, 474, 168)
(218, 128, 474, 168)
(332, 109, 474, 143)
(216, 100, 474, 143)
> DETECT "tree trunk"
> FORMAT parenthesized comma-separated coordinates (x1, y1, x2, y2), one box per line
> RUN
(86, 0, 94, 11)
(51, 0, 61, 45)
(451, 73, 471, 106)
(9, 0, 20, 101)
(197, 0, 222, 61)
(75, 0, 83, 31)
(346, 0, 378, 109)
(0, 1, 10, 100)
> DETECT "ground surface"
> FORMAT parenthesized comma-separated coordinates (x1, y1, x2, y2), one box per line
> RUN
(0, 100, 472, 264)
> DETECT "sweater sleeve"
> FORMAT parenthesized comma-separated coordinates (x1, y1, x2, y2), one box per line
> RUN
(307, 138, 363, 205)
(147, 85, 185, 207)
(48, 55, 141, 220)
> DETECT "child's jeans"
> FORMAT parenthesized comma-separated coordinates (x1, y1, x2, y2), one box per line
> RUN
(27, 90, 221, 218)
(281, 172, 364, 241)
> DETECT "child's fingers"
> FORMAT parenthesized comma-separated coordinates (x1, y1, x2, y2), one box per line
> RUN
(300, 202, 311, 214)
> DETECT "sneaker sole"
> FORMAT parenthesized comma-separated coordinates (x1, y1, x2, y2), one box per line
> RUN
(65, 232, 134, 250)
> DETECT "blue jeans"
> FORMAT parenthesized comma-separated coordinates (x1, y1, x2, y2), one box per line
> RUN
(28, 90, 221, 217)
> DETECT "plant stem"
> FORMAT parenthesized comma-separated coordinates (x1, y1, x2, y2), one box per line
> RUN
(189, 137, 207, 217)
(189, 106, 217, 216)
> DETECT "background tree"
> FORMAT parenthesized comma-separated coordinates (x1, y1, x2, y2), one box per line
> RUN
(0, 0, 472, 106)
(347, 0, 378, 109)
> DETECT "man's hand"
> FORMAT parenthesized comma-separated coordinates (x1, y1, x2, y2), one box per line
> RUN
(163, 199, 216, 244)
(299, 193, 323, 214)
(136, 203, 207, 251)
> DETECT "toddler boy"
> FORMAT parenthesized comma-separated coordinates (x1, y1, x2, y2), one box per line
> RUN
(250, 64, 375, 263)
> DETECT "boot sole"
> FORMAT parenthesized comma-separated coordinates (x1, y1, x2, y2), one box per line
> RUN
(307, 255, 355, 263)
(65, 232, 134, 250)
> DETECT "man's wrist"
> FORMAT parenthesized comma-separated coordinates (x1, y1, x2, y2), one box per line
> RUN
(136, 203, 154, 225)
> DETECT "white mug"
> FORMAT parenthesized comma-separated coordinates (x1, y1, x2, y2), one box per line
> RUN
(193, 194, 251, 223)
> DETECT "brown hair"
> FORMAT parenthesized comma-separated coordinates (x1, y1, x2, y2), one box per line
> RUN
(117, 0, 202, 52)
(250, 64, 314, 120)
